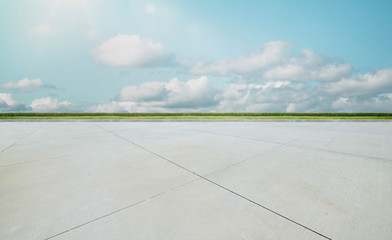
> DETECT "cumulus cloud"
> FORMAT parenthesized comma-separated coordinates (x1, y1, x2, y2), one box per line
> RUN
(165, 76, 217, 108)
(330, 94, 392, 112)
(263, 49, 353, 81)
(92, 34, 173, 67)
(113, 78, 295, 113)
(189, 42, 353, 82)
(214, 68, 392, 112)
(0, 93, 28, 112)
(30, 97, 72, 112)
(323, 68, 392, 97)
(87, 37, 392, 113)
(189, 41, 292, 75)
(118, 76, 216, 108)
(91, 76, 217, 112)
(29, 25, 54, 35)
(89, 101, 173, 113)
(118, 82, 166, 101)
(1, 78, 44, 92)
(186, 41, 392, 112)
(88, 64, 392, 113)
(215, 81, 298, 112)
(0, 93, 18, 106)
(91, 101, 145, 113)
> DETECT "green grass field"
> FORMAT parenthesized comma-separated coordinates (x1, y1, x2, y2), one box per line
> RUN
(1, 112, 391, 120)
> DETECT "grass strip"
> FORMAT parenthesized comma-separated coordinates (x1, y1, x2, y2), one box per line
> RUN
(1, 112, 391, 120)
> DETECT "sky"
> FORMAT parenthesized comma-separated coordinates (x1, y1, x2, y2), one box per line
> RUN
(1, 0, 392, 112)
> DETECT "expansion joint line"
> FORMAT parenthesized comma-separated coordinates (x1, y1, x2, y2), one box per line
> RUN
(200, 128, 392, 162)
(44, 178, 199, 240)
(94, 123, 332, 240)
(0, 125, 44, 156)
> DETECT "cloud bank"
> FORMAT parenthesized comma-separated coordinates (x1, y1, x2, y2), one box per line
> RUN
(90, 65, 392, 113)
(30, 97, 72, 112)
(92, 76, 217, 112)
(1, 40, 391, 113)
(262, 49, 353, 82)
(324, 68, 392, 97)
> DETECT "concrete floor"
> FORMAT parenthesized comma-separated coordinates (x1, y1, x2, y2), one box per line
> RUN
(0, 121, 391, 240)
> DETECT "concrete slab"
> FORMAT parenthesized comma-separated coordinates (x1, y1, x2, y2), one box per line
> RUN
(97, 122, 280, 175)
(52, 179, 325, 240)
(0, 121, 391, 240)
(208, 145, 392, 239)
(0, 122, 43, 153)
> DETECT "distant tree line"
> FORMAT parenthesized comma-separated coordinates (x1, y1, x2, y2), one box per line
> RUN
(1, 112, 392, 117)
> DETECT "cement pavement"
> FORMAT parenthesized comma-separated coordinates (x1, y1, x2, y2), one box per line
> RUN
(0, 121, 391, 239)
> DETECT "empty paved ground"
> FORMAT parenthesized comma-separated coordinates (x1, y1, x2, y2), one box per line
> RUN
(0, 121, 391, 240)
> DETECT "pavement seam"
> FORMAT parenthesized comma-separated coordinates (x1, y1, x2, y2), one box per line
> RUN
(0, 141, 20, 155)
(197, 129, 392, 162)
(0, 125, 45, 156)
(94, 123, 333, 240)
(204, 145, 283, 178)
(198, 123, 337, 177)
(44, 178, 201, 240)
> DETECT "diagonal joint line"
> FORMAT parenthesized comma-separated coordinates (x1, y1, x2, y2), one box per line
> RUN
(0, 125, 44, 156)
(93, 123, 332, 240)
(44, 177, 200, 240)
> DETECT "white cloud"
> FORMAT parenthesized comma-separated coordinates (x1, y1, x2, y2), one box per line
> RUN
(118, 76, 216, 108)
(189, 43, 353, 82)
(113, 78, 294, 113)
(214, 68, 392, 112)
(1, 78, 44, 92)
(215, 81, 294, 112)
(263, 49, 353, 81)
(88, 35, 392, 113)
(0, 93, 18, 107)
(331, 97, 351, 110)
(30, 97, 72, 112)
(0, 93, 28, 112)
(189, 41, 292, 75)
(91, 101, 144, 113)
(89, 101, 172, 113)
(88, 66, 392, 113)
(118, 81, 166, 101)
(146, 4, 156, 14)
(324, 68, 392, 97)
(92, 34, 172, 67)
(92, 76, 217, 112)
(165, 76, 215, 107)
(29, 25, 53, 36)
(330, 94, 392, 112)
(313, 63, 353, 82)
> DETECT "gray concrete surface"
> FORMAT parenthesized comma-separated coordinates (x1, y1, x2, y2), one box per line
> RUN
(0, 121, 391, 240)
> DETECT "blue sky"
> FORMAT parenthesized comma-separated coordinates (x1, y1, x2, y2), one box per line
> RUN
(1, 0, 392, 112)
